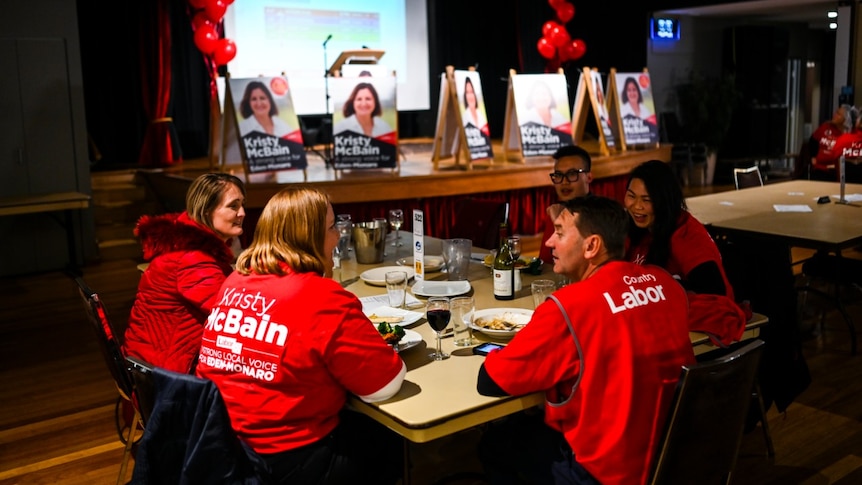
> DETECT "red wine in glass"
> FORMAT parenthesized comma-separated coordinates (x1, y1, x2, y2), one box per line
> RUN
(426, 297, 451, 360)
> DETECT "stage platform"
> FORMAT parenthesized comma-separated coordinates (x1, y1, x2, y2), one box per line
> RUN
(138, 139, 669, 240)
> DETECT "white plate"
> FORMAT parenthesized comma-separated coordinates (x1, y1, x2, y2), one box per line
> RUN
(393, 329, 423, 353)
(481, 250, 534, 270)
(360, 266, 416, 286)
(468, 308, 534, 338)
(411, 280, 472, 297)
(364, 305, 425, 327)
(397, 255, 446, 273)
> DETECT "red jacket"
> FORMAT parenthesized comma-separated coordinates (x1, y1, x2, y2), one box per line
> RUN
(124, 212, 235, 373)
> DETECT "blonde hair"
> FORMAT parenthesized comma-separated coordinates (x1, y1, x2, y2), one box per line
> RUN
(185, 173, 246, 230)
(235, 186, 330, 276)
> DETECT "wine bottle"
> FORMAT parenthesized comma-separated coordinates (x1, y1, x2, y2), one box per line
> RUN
(493, 223, 515, 300)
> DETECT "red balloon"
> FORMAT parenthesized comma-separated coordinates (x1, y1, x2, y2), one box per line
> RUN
(188, 0, 207, 9)
(212, 38, 237, 66)
(559, 42, 576, 62)
(549, 25, 571, 48)
(537, 37, 556, 60)
(570, 39, 587, 60)
(542, 20, 560, 38)
(191, 11, 215, 31)
(203, 0, 228, 23)
(548, 0, 566, 8)
(556, 2, 575, 23)
(193, 24, 219, 55)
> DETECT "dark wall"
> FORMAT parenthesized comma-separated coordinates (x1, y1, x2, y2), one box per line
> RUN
(78, 0, 658, 168)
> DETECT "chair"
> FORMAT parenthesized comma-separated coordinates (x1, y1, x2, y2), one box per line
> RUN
(449, 198, 508, 250)
(73, 276, 142, 485)
(796, 251, 860, 355)
(648, 339, 766, 485)
(671, 143, 709, 187)
(733, 165, 764, 190)
(124, 356, 262, 484)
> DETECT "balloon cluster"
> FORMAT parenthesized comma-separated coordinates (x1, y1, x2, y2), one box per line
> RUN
(537, 0, 586, 65)
(189, 0, 237, 66)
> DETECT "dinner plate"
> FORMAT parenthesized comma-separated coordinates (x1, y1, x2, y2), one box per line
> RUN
(410, 280, 472, 297)
(468, 308, 534, 338)
(364, 305, 425, 327)
(396, 255, 446, 273)
(360, 266, 416, 286)
(392, 329, 423, 353)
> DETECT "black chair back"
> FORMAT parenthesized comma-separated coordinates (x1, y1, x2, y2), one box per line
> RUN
(649, 339, 766, 485)
(74, 276, 134, 399)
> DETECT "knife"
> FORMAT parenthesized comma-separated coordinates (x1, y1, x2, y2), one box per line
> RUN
(340, 276, 360, 288)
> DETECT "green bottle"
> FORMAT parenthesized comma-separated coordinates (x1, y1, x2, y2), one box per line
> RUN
(493, 223, 514, 300)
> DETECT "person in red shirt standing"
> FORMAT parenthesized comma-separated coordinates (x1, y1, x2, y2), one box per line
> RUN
(539, 145, 593, 264)
(808, 104, 851, 181)
(477, 196, 694, 485)
(196, 186, 406, 484)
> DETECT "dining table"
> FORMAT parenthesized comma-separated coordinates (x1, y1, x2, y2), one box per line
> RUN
(338, 232, 768, 451)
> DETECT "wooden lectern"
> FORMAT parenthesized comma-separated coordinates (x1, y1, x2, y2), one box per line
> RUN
(327, 49, 385, 77)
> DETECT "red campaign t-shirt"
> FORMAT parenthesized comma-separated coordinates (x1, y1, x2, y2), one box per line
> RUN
(811, 121, 845, 169)
(196, 268, 404, 454)
(626, 211, 734, 301)
(835, 129, 862, 163)
(483, 261, 695, 485)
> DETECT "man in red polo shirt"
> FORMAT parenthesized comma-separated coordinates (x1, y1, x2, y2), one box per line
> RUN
(477, 196, 695, 485)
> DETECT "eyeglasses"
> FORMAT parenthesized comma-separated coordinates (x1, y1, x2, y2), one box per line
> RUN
(550, 169, 587, 184)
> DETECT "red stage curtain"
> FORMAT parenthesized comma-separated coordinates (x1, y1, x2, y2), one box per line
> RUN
(138, 0, 182, 167)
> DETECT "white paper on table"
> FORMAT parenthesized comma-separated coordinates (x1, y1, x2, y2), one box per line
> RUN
(360, 293, 423, 311)
(412, 209, 425, 283)
(832, 193, 862, 202)
(773, 204, 813, 212)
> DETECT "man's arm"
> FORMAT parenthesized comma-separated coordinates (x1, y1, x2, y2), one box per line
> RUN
(477, 364, 510, 397)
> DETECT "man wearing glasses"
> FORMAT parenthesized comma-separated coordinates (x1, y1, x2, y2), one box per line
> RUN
(539, 145, 593, 263)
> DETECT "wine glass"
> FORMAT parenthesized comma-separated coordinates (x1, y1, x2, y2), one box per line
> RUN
(426, 297, 451, 361)
(389, 209, 404, 247)
(508, 236, 522, 263)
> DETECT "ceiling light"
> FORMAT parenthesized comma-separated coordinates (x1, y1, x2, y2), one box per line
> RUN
(829, 22, 838, 29)
(827, 10, 838, 18)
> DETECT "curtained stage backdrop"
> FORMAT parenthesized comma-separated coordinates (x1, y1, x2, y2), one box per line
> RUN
(77, 0, 661, 170)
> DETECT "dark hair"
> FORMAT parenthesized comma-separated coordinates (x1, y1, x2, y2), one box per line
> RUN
(342, 82, 382, 118)
(552, 145, 592, 172)
(239, 81, 278, 119)
(626, 160, 686, 267)
(463, 77, 476, 109)
(620, 77, 643, 106)
(560, 196, 628, 260)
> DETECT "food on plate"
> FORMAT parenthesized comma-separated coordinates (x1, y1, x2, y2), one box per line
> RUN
(475, 312, 530, 331)
(367, 314, 404, 325)
(376, 322, 406, 345)
(483, 253, 495, 266)
(483, 252, 527, 268)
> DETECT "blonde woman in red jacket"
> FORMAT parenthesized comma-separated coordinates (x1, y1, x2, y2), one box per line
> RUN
(124, 173, 246, 373)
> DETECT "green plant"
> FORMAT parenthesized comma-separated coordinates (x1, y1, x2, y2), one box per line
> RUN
(673, 71, 740, 153)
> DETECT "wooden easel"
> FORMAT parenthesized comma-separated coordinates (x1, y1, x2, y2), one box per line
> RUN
(327, 49, 385, 77)
(607, 67, 661, 150)
(431, 65, 478, 170)
(501, 68, 568, 163)
(571, 67, 617, 157)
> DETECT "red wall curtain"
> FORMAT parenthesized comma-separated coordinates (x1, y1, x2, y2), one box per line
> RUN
(138, 0, 182, 167)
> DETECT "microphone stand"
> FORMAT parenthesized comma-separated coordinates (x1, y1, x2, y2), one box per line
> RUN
(321, 34, 334, 168)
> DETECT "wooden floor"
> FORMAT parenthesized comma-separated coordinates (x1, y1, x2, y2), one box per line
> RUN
(3, 182, 862, 484)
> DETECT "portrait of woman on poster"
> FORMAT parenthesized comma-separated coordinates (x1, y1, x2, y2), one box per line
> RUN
(333, 81, 394, 138)
(593, 74, 612, 129)
(238, 81, 292, 138)
(619, 76, 655, 124)
(520, 80, 568, 128)
(462, 76, 488, 131)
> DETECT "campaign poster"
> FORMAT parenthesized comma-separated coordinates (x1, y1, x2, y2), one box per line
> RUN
(512, 73, 573, 156)
(229, 76, 307, 173)
(614, 72, 659, 145)
(454, 70, 493, 160)
(590, 71, 615, 149)
(331, 74, 399, 169)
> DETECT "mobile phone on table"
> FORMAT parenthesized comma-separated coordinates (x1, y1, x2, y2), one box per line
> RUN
(473, 342, 506, 356)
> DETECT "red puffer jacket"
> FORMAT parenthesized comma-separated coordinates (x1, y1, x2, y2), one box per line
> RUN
(124, 212, 235, 374)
